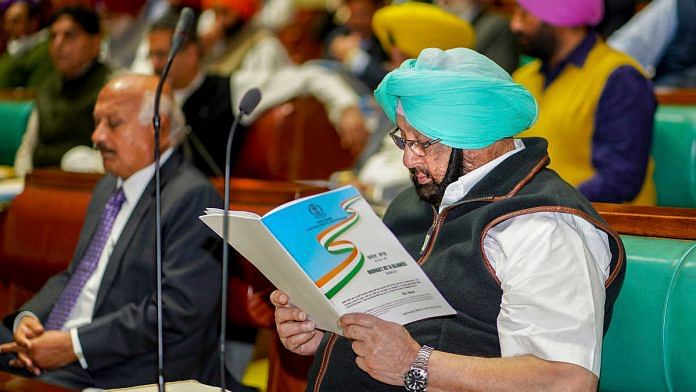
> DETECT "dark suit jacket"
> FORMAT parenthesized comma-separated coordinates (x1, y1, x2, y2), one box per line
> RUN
(471, 9, 519, 74)
(182, 74, 247, 177)
(6, 152, 223, 388)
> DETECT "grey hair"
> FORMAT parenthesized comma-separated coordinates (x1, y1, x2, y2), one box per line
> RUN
(138, 90, 186, 146)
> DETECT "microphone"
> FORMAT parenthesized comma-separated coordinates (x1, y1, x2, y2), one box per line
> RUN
(151, 8, 195, 392)
(219, 88, 262, 392)
(238, 88, 261, 116)
(168, 7, 195, 62)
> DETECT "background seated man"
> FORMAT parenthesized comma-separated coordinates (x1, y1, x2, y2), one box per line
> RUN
(0, 0, 53, 89)
(272, 48, 625, 391)
(324, 0, 389, 92)
(608, 0, 696, 88)
(13, 6, 111, 176)
(148, 10, 369, 176)
(435, 0, 520, 73)
(200, 0, 288, 74)
(0, 75, 225, 390)
(511, 0, 657, 204)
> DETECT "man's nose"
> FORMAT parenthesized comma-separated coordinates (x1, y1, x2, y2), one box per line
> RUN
(91, 121, 106, 145)
(402, 145, 422, 169)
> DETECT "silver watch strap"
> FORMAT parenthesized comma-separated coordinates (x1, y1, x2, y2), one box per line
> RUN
(412, 345, 434, 370)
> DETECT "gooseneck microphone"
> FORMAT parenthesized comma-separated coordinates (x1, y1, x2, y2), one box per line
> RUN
(220, 88, 262, 392)
(152, 7, 194, 392)
(168, 8, 195, 62)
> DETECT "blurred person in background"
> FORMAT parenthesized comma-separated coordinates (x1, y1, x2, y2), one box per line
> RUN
(511, 0, 656, 204)
(609, 0, 696, 88)
(148, 10, 369, 175)
(13, 5, 111, 175)
(324, 0, 388, 92)
(0, 0, 53, 88)
(436, 0, 519, 73)
(200, 0, 290, 74)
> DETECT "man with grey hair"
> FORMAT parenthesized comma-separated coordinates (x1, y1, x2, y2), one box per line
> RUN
(0, 74, 225, 390)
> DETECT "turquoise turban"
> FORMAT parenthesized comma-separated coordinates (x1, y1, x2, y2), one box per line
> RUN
(374, 47, 538, 149)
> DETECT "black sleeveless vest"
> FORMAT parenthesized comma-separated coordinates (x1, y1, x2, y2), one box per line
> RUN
(182, 74, 245, 177)
(306, 138, 626, 391)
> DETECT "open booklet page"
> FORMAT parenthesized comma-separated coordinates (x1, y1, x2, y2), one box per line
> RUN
(200, 186, 455, 334)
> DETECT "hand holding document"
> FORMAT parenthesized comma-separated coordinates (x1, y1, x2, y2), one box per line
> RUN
(200, 186, 454, 335)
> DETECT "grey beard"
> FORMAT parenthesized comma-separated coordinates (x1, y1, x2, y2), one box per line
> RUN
(410, 149, 464, 207)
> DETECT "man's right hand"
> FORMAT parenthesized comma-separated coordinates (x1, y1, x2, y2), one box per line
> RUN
(270, 290, 324, 356)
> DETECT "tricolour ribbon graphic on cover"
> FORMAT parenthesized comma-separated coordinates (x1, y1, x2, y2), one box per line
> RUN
(314, 195, 365, 299)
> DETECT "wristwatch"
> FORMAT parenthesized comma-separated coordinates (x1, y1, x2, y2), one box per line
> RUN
(403, 345, 434, 392)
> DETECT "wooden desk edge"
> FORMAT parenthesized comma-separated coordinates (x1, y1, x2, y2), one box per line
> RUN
(593, 202, 696, 240)
(0, 371, 76, 392)
(17, 170, 696, 240)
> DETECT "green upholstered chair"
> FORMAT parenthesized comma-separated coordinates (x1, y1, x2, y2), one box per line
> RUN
(0, 100, 33, 165)
(600, 235, 696, 391)
(651, 105, 696, 208)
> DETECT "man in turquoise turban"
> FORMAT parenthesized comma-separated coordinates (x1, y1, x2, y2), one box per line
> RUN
(272, 48, 626, 391)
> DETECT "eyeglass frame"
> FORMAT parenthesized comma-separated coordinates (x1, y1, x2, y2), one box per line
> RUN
(389, 127, 442, 157)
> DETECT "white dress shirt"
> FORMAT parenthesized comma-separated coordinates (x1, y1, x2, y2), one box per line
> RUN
(439, 140, 611, 376)
(608, 0, 678, 77)
(232, 63, 359, 127)
(15, 150, 173, 369)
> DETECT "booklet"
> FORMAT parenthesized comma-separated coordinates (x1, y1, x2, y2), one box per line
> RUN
(200, 185, 455, 335)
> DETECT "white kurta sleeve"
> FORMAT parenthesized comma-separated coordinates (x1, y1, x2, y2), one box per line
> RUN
(484, 211, 612, 376)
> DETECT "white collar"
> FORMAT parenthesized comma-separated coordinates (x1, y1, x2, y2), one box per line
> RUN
(439, 139, 525, 213)
(116, 148, 174, 205)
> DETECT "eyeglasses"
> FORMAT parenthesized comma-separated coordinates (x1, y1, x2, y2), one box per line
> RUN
(389, 127, 442, 157)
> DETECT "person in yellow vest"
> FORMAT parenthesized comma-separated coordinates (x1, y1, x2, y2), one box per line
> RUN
(511, 0, 657, 204)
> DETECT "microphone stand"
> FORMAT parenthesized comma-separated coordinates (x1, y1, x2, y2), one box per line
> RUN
(151, 9, 194, 392)
(220, 88, 261, 392)
(152, 55, 171, 392)
(219, 114, 241, 392)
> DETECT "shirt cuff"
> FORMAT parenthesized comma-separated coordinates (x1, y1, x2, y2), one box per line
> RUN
(70, 327, 88, 369)
(13, 311, 39, 333)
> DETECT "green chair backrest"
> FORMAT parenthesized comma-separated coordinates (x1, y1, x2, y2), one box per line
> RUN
(599, 235, 696, 391)
(652, 105, 696, 208)
(0, 100, 33, 165)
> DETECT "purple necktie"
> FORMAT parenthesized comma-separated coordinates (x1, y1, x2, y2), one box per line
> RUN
(45, 187, 127, 331)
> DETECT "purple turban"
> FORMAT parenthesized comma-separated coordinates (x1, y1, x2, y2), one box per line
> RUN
(518, 0, 605, 27)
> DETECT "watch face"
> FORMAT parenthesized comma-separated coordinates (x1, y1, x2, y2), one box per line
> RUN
(404, 368, 428, 392)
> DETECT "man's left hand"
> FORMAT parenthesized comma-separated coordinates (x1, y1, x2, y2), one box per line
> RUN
(339, 313, 421, 386)
(0, 341, 40, 375)
(338, 106, 369, 157)
(25, 331, 77, 370)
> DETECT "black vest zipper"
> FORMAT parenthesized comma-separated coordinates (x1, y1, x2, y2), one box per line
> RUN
(417, 196, 495, 264)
